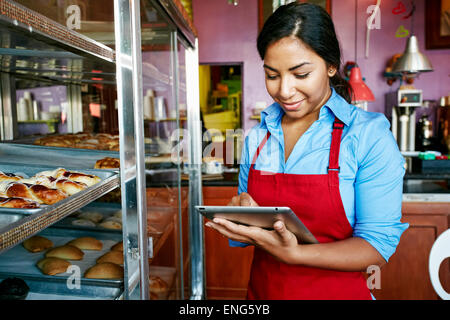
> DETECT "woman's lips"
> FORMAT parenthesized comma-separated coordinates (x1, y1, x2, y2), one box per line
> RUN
(280, 99, 305, 111)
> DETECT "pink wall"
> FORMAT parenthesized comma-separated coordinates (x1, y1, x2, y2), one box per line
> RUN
(192, 0, 450, 131)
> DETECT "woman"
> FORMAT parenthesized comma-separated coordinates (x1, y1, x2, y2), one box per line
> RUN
(205, 2, 408, 300)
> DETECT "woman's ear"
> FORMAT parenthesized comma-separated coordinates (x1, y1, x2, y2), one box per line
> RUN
(328, 67, 337, 78)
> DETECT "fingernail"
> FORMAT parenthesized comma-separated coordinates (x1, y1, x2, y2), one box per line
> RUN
(205, 222, 212, 228)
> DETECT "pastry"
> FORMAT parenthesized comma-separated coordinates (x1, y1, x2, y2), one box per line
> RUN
(0, 196, 40, 209)
(149, 275, 168, 293)
(77, 211, 103, 223)
(0, 172, 23, 182)
(94, 157, 120, 169)
(67, 237, 103, 251)
(36, 257, 71, 276)
(5, 182, 67, 205)
(96, 250, 123, 265)
(71, 219, 96, 227)
(110, 242, 123, 252)
(84, 262, 124, 279)
(56, 170, 101, 187)
(53, 179, 87, 196)
(22, 235, 53, 253)
(45, 245, 84, 260)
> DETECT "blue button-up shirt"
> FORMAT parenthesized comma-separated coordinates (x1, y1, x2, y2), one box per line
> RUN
(232, 88, 409, 262)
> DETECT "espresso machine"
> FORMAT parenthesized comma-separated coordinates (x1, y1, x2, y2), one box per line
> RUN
(385, 89, 423, 152)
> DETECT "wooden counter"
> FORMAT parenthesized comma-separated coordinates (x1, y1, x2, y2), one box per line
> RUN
(203, 186, 450, 300)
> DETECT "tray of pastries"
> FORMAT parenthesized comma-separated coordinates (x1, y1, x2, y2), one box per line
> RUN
(0, 227, 124, 299)
(33, 133, 119, 151)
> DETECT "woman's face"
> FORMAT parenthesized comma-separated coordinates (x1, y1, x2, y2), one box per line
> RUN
(263, 36, 336, 120)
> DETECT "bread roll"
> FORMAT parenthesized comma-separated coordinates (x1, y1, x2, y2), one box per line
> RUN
(23, 235, 53, 253)
(96, 250, 123, 265)
(84, 262, 124, 279)
(77, 211, 103, 223)
(149, 275, 168, 293)
(99, 219, 122, 230)
(71, 219, 96, 227)
(37, 257, 71, 276)
(110, 242, 123, 252)
(67, 237, 102, 251)
(45, 245, 84, 260)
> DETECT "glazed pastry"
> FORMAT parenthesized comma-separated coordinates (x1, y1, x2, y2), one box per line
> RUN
(5, 182, 67, 205)
(0, 172, 23, 182)
(67, 237, 102, 251)
(96, 250, 123, 265)
(45, 245, 84, 260)
(94, 157, 120, 169)
(22, 235, 53, 253)
(99, 219, 122, 230)
(0, 196, 40, 209)
(53, 178, 87, 196)
(84, 262, 124, 279)
(55, 170, 101, 187)
(36, 257, 71, 276)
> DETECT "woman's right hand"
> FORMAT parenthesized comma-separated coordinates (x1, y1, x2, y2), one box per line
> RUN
(227, 192, 259, 207)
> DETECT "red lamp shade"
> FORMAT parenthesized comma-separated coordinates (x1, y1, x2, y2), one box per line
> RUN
(348, 67, 375, 102)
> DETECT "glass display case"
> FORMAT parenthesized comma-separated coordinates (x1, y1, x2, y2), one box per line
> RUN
(0, 0, 203, 300)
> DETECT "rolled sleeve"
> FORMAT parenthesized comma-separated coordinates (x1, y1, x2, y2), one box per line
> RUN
(353, 117, 409, 262)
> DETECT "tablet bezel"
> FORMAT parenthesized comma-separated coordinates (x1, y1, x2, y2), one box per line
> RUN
(195, 205, 318, 244)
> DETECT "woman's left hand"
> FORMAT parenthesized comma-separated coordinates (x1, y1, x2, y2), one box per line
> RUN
(205, 218, 299, 264)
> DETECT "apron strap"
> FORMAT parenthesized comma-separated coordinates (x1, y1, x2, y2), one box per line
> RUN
(328, 117, 345, 186)
(251, 131, 271, 169)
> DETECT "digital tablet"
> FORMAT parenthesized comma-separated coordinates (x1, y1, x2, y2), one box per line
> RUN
(195, 205, 318, 244)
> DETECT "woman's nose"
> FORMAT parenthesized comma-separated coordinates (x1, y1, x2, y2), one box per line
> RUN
(278, 76, 296, 100)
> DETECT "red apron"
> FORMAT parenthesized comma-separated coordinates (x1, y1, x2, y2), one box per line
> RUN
(246, 118, 372, 300)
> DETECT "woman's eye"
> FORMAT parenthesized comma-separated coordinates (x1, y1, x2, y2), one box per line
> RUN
(295, 73, 310, 79)
(265, 74, 278, 80)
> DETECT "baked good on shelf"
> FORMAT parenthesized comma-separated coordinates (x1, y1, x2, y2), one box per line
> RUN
(56, 170, 101, 187)
(96, 250, 123, 265)
(0, 196, 40, 208)
(71, 219, 96, 228)
(77, 211, 103, 223)
(36, 257, 71, 276)
(53, 179, 87, 196)
(84, 262, 124, 279)
(149, 275, 168, 293)
(67, 237, 103, 251)
(5, 182, 68, 205)
(110, 242, 123, 252)
(99, 218, 122, 230)
(45, 245, 84, 260)
(94, 157, 120, 169)
(22, 235, 53, 253)
(0, 172, 23, 182)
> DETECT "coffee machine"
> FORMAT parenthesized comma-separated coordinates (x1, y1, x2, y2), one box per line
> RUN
(385, 89, 423, 152)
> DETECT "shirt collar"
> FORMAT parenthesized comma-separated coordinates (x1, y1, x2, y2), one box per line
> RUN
(261, 87, 351, 128)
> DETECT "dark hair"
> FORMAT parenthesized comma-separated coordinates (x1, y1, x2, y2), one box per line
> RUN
(257, 2, 352, 103)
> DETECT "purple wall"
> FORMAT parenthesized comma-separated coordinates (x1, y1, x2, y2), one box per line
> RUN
(192, 0, 450, 132)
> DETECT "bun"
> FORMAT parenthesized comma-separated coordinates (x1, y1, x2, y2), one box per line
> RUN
(94, 157, 120, 169)
(77, 211, 103, 223)
(71, 219, 96, 227)
(0, 196, 40, 208)
(53, 179, 87, 195)
(110, 242, 123, 252)
(45, 245, 84, 260)
(36, 257, 71, 276)
(99, 219, 122, 230)
(67, 237, 102, 251)
(96, 250, 123, 265)
(23, 235, 53, 253)
(84, 262, 123, 279)
(149, 275, 168, 293)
